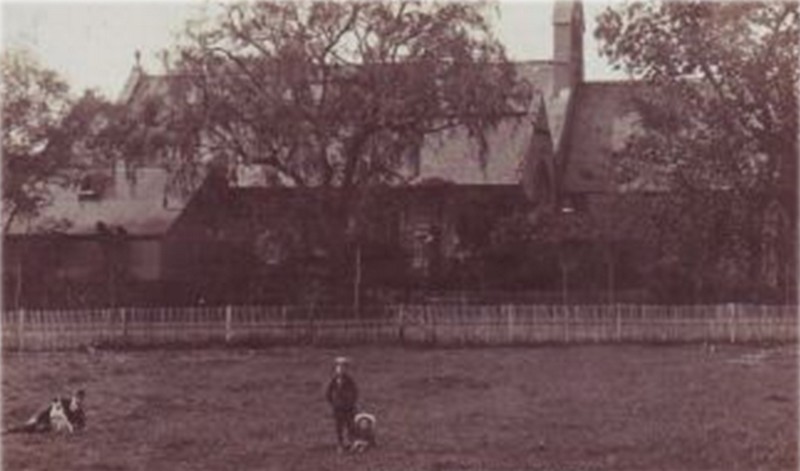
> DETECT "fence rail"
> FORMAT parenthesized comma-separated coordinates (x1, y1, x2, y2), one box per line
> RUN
(1, 304, 796, 351)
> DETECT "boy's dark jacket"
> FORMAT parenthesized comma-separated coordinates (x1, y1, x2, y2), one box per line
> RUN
(326, 373, 358, 411)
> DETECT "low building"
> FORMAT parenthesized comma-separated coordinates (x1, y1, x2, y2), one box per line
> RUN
(3, 162, 183, 308)
(4, 0, 795, 307)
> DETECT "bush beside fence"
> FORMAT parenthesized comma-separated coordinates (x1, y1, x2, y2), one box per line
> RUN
(1, 304, 796, 351)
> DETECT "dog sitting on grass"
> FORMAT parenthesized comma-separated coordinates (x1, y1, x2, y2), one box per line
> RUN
(5, 389, 86, 434)
(349, 412, 377, 453)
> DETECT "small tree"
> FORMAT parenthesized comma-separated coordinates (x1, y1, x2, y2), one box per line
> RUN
(2, 49, 73, 233)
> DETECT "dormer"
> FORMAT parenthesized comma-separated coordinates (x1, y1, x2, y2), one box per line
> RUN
(78, 173, 109, 201)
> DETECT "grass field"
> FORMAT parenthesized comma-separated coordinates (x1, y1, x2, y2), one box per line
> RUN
(2, 344, 797, 471)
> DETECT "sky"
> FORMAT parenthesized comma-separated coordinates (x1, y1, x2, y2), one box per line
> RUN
(1, 0, 627, 100)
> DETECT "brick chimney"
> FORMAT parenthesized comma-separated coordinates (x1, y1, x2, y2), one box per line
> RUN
(552, 0, 584, 96)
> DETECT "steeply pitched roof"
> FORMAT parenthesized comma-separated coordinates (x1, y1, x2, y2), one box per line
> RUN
(562, 81, 649, 193)
(406, 60, 564, 185)
(7, 166, 183, 236)
(120, 66, 193, 107)
(122, 61, 557, 187)
(415, 112, 533, 185)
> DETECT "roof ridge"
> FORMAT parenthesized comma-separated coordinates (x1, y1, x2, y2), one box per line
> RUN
(515, 59, 556, 65)
(139, 59, 555, 80)
(581, 79, 647, 87)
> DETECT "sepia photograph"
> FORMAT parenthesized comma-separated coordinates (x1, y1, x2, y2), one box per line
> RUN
(1, 0, 797, 469)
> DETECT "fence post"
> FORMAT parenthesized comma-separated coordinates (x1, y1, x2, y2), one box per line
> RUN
(120, 308, 127, 342)
(397, 306, 406, 345)
(615, 305, 622, 342)
(728, 303, 736, 344)
(428, 306, 437, 346)
(281, 305, 288, 343)
(505, 305, 515, 345)
(17, 309, 25, 351)
(103, 309, 111, 344)
(306, 303, 316, 345)
(225, 305, 233, 344)
(707, 306, 714, 344)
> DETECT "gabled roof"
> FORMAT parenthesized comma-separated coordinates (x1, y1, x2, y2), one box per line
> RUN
(562, 81, 650, 193)
(414, 111, 534, 185)
(122, 60, 558, 187)
(7, 166, 183, 236)
(542, 86, 572, 155)
(118, 65, 144, 104)
(390, 60, 556, 185)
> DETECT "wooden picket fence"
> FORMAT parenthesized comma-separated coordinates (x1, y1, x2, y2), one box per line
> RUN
(1, 304, 796, 351)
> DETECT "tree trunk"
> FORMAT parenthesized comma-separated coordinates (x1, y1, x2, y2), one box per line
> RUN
(745, 195, 767, 300)
(607, 254, 616, 304)
(15, 255, 23, 310)
(353, 243, 362, 319)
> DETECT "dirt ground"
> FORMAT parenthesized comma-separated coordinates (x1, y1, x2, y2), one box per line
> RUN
(2, 344, 797, 471)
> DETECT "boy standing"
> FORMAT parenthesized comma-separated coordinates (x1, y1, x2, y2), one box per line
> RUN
(325, 356, 358, 452)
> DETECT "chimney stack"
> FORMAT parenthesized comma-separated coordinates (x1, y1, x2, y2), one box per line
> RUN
(552, 0, 584, 96)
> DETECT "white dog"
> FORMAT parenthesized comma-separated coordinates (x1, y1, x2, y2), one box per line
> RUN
(48, 399, 75, 433)
(349, 412, 377, 452)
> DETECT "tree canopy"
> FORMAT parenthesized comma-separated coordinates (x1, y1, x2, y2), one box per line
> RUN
(117, 0, 531, 301)
(596, 1, 798, 194)
(1, 48, 129, 233)
(594, 1, 799, 301)
(161, 1, 527, 200)
(2, 49, 73, 232)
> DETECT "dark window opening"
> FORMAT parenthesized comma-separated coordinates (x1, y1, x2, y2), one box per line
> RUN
(78, 175, 102, 201)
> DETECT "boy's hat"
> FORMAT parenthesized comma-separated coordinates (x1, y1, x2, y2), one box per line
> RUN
(334, 356, 350, 365)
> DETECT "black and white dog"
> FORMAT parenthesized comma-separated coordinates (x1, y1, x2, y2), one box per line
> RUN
(5, 389, 86, 434)
(349, 412, 377, 452)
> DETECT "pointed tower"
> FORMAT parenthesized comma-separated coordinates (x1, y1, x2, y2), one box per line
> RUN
(552, 0, 584, 96)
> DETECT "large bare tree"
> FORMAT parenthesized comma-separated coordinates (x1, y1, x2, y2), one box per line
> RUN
(161, 1, 528, 216)
(133, 1, 531, 302)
